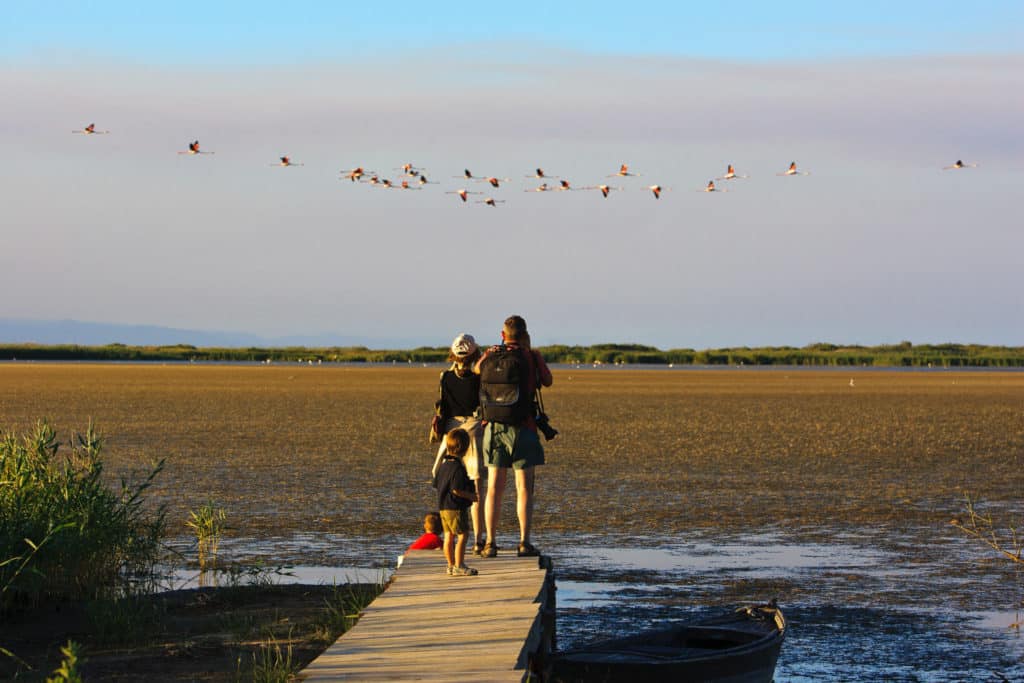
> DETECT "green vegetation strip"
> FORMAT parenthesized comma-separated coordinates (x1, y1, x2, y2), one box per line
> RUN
(2, 341, 1023, 367)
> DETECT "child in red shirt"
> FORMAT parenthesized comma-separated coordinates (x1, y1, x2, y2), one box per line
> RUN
(407, 512, 443, 551)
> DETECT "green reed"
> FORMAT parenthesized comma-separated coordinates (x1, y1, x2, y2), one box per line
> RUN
(0, 420, 166, 610)
(186, 501, 227, 569)
(250, 629, 297, 683)
(313, 579, 384, 643)
(44, 640, 84, 683)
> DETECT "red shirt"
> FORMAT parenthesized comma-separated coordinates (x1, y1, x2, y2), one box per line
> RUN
(407, 532, 442, 551)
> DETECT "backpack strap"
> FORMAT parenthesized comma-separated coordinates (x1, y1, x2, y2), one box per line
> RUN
(435, 370, 446, 417)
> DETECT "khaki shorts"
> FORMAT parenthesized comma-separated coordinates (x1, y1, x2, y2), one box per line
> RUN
(484, 422, 545, 470)
(440, 508, 470, 536)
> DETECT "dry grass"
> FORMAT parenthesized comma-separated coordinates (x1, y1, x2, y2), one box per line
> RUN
(1, 364, 1021, 542)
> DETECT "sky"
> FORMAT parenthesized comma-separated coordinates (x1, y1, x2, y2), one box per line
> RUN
(2, 2, 1022, 349)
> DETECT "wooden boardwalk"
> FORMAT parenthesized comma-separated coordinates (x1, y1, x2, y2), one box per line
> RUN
(301, 550, 555, 681)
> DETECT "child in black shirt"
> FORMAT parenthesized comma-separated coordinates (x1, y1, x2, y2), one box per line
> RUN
(434, 429, 479, 576)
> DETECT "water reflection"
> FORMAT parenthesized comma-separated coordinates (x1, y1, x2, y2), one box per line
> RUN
(158, 564, 388, 590)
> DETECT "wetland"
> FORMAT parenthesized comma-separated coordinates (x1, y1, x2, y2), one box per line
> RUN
(1, 364, 1022, 680)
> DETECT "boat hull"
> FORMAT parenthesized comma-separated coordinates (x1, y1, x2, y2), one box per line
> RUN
(550, 604, 785, 683)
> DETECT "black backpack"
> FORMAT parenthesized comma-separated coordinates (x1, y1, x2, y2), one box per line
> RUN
(478, 345, 531, 424)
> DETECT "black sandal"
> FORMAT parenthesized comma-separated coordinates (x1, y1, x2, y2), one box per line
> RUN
(517, 542, 540, 557)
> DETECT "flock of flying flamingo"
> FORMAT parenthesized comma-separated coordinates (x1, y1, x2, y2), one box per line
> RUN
(71, 123, 980, 206)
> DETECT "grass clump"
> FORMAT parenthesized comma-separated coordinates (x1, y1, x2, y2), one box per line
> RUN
(0, 420, 166, 611)
(187, 501, 227, 569)
(45, 640, 84, 683)
(250, 631, 297, 683)
(313, 580, 383, 644)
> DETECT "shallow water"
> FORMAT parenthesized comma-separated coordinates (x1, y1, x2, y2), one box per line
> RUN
(166, 529, 1024, 681)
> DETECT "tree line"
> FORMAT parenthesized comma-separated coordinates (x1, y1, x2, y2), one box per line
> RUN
(1, 341, 1022, 367)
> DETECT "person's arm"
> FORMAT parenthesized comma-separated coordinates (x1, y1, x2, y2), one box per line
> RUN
(473, 348, 493, 375)
(452, 487, 479, 502)
(453, 469, 477, 501)
(534, 351, 553, 387)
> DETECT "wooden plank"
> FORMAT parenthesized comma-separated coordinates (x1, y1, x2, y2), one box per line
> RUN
(301, 550, 554, 681)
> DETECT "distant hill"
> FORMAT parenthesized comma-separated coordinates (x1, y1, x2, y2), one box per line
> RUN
(0, 318, 418, 349)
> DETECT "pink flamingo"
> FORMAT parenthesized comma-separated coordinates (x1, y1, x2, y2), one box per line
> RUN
(445, 189, 482, 203)
(178, 140, 214, 155)
(72, 123, 109, 135)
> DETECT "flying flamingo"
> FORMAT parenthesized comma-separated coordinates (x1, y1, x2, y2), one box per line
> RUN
(477, 176, 511, 188)
(557, 180, 576, 191)
(699, 180, 727, 193)
(477, 198, 506, 207)
(647, 185, 666, 199)
(943, 160, 978, 170)
(717, 164, 749, 180)
(417, 174, 438, 185)
(271, 156, 303, 167)
(455, 169, 481, 180)
(525, 168, 558, 179)
(342, 167, 371, 182)
(72, 123, 109, 135)
(399, 180, 422, 190)
(178, 140, 213, 155)
(608, 164, 641, 177)
(777, 161, 809, 176)
(395, 163, 426, 176)
(525, 183, 551, 192)
(445, 189, 482, 203)
(585, 184, 622, 198)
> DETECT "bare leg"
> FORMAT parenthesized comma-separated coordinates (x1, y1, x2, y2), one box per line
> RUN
(515, 466, 536, 545)
(455, 533, 467, 567)
(471, 479, 485, 546)
(432, 440, 445, 479)
(443, 532, 455, 568)
(486, 467, 507, 547)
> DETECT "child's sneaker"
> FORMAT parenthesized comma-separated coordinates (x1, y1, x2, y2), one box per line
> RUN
(451, 565, 478, 576)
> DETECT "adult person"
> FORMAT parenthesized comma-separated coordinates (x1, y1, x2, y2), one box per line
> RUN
(475, 315, 553, 558)
(431, 334, 487, 554)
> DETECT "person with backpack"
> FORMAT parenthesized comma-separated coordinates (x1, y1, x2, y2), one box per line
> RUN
(475, 315, 553, 558)
(430, 333, 487, 554)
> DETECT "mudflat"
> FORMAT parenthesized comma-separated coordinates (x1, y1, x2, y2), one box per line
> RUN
(1, 364, 1020, 541)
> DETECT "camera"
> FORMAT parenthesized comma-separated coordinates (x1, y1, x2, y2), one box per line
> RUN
(535, 412, 559, 441)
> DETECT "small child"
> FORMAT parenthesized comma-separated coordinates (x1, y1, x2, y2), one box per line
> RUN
(433, 429, 479, 576)
(407, 512, 443, 551)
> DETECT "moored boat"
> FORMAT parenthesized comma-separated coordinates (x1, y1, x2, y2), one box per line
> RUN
(550, 602, 786, 683)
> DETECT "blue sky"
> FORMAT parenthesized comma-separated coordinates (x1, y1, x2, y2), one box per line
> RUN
(5, 2, 1023, 64)
(2, 3, 1022, 348)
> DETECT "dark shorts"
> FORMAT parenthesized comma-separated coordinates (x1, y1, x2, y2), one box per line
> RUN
(440, 508, 469, 536)
(483, 422, 545, 470)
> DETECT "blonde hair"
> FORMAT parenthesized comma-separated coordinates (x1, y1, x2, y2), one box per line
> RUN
(445, 428, 470, 457)
(447, 347, 481, 369)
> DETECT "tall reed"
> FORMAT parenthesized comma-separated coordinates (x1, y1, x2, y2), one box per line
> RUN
(186, 502, 227, 569)
(0, 421, 166, 610)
